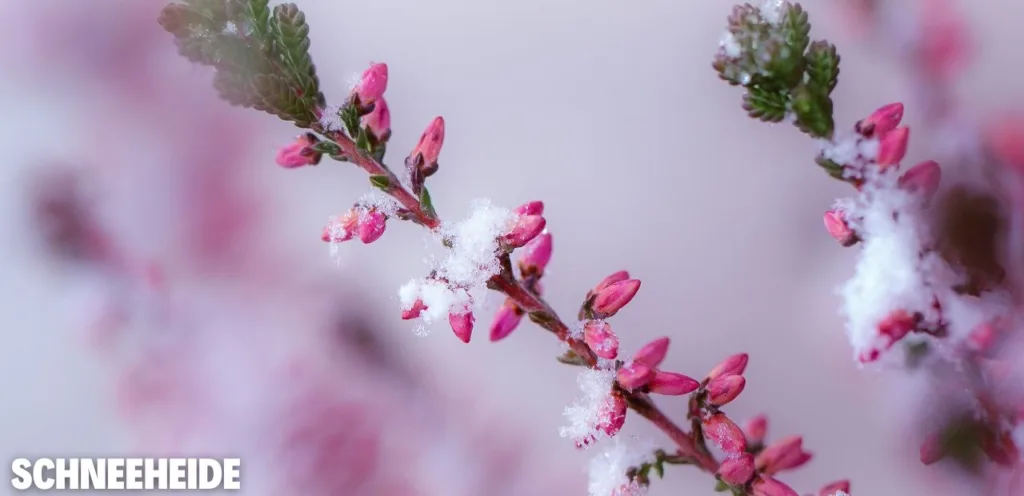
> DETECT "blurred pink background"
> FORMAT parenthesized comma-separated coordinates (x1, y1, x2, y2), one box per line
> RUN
(3, 0, 1024, 494)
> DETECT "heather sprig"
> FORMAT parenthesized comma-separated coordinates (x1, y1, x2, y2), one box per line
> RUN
(159, 1, 847, 494)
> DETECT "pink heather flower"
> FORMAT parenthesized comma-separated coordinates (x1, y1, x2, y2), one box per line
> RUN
(744, 414, 768, 445)
(360, 98, 391, 140)
(706, 353, 749, 382)
(718, 453, 755, 486)
(410, 116, 445, 174)
(985, 114, 1024, 170)
(449, 311, 474, 343)
(352, 62, 388, 104)
(648, 371, 699, 396)
(856, 102, 904, 137)
(706, 374, 746, 407)
(703, 413, 747, 455)
(276, 133, 321, 168)
(503, 214, 546, 248)
(514, 201, 544, 216)
(518, 232, 553, 276)
(756, 436, 812, 475)
(489, 299, 523, 341)
(633, 337, 670, 367)
(919, 432, 946, 465)
(966, 322, 998, 352)
(357, 209, 387, 244)
(402, 299, 427, 320)
(592, 278, 641, 317)
(751, 476, 799, 496)
(823, 209, 858, 247)
(876, 126, 910, 169)
(615, 361, 653, 390)
(596, 393, 627, 438)
(594, 271, 630, 293)
(322, 211, 359, 242)
(819, 480, 851, 496)
(898, 160, 941, 198)
(583, 320, 619, 359)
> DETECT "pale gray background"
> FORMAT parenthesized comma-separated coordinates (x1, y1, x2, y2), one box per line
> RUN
(3, 0, 1023, 494)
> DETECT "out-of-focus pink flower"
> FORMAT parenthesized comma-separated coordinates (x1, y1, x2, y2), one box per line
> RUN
(706, 374, 746, 407)
(856, 103, 904, 138)
(518, 232, 553, 276)
(751, 476, 799, 496)
(918, 0, 970, 80)
(514, 201, 544, 216)
(706, 353, 748, 382)
(819, 480, 851, 496)
(583, 320, 619, 359)
(361, 98, 391, 141)
(967, 322, 998, 353)
(898, 160, 941, 198)
(756, 436, 812, 475)
(920, 431, 946, 465)
(718, 453, 755, 486)
(489, 299, 523, 341)
(276, 133, 321, 168)
(823, 209, 858, 247)
(877, 310, 916, 344)
(744, 414, 768, 446)
(449, 311, 475, 343)
(648, 371, 699, 396)
(984, 114, 1024, 171)
(703, 413, 747, 455)
(503, 215, 546, 248)
(357, 209, 387, 244)
(615, 361, 653, 390)
(876, 126, 910, 169)
(633, 337, 670, 367)
(592, 278, 641, 317)
(981, 430, 1020, 466)
(352, 63, 388, 104)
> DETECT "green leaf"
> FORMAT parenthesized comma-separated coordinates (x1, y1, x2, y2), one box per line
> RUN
(270, 4, 324, 107)
(420, 187, 437, 218)
(311, 140, 341, 155)
(815, 156, 846, 180)
(354, 129, 371, 152)
(369, 175, 390, 190)
(652, 460, 664, 479)
(806, 40, 841, 94)
(742, 87, 789, 123)
(791, 84, 834, 139)
(714, 479, 730, 492)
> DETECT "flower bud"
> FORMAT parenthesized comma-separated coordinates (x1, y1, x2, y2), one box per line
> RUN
(718, 453, 755, 486)
(276, 133, 321, 168)
(876, 126, 910, 169)
(351, 63, 388, 104)
(616, 361, 653, 390)
(648, 371, 699, 395)
(583, 320, 619, 360)
(357, 209, 387, 244)
(596, 393, 628, 438)
(706, 374, 746, 407)
(919, 432, 946, 465)
(592, 279, 641, 317)
(823, 209, 858, 247)
(856, 102, 904, 137)
(751, 476, 799, 496)
(633, 337, 670, 367)
(703, 413, 747, 455)
(322, 211, 358, 243)
(819, 480, 851, 496)
(756, 436, 812, 475)
(360, 98, 391, 141)
(503, 215, 546, 248)
(594, 271, 630, 293)
(409, 116, 445, 176)
(898, 160, 941, 198)
(514, 201, 544, 216)
(744, 414, 768, 445)
(449, 311, 474, 343)
(489, 300, 523, 341)
(402, 299, 426, 320)
(706, 353, 749, 382)
(518, 232, 553, 276)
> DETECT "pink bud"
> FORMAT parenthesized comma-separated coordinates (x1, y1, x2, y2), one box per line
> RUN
(919, 432, 946, 465)
(518, 232, 553, 275)
(985, 114, 1024, 170)
(594, 271, 630, 293)
(514, 201, 545, 216)
(981, 430, 1020, 466)
(718, 453, 755, 486)
(276, 133, 321, 168)
(322, 211, 358, 242)
(819, 480, 851, 496)
(352, 63, 388, 103)
(878, 310, 916, 345)
(823, 209, 858, 247)
(648, 371, 699, 395)
(597, 393, 628, 438)
(592, 279, 641, 317)
(703, 413, 747, 455)
(583, 320, 619, 359)
(402, 299, 427, 320)
(967, 322, 998, 352)
(449, 311, 474, 343)
(489, 300, 523, 341)
(357, 209, 387, 244)
(616, 361, 653, 390)
(751, 476, 799, 496)
(411, 116, 445, 171)
(360, 98, 391, 140)
(876, 126, 910, 169)
(503, 215, 546, 248)
(633, 337, 670, 368)
(706, 374, 746, 407)
(744, 415, 768, 445)
(706, 353, 749, 381)
(857, 102, 904, 137)
(898, 160, 941, 198)
(756, 436, 812, 475)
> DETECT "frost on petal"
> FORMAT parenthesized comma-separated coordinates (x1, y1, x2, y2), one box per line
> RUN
(587, 438, 653, 496)
(560, 369, 617, 446)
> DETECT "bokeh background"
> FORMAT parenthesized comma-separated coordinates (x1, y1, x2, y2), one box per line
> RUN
(2, 0, 1023, 494)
